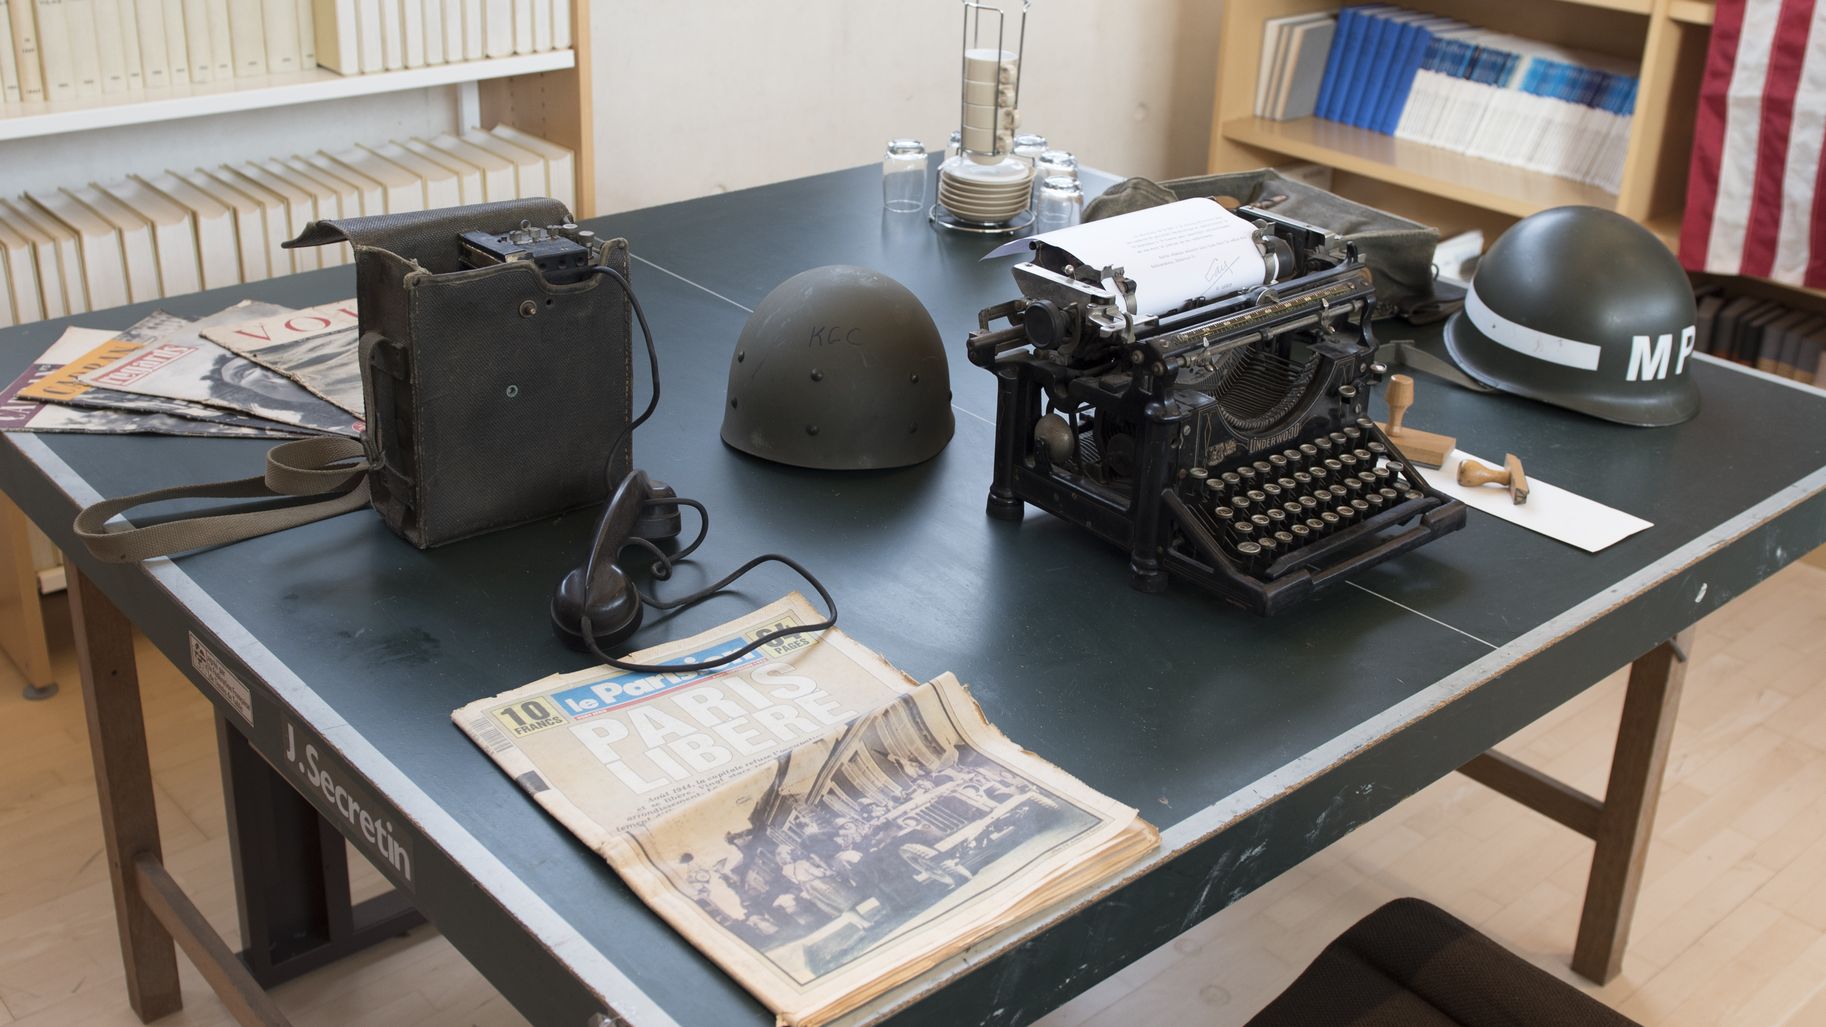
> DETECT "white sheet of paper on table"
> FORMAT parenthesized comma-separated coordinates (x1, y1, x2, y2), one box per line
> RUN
(1431, 449, 1653, 553)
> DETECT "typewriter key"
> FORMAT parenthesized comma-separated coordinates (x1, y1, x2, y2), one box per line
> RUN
(1351, 498, 1370, 514)
(1267, 454, 1289, 474)
(1364, 492, 1386, 512)
(1371, 466, 1393, 487)
(1306, 516, 1329, 536)
(1235, 466, 1258, 487)
(1230, 495, 1252, 513)
(1250, 513, 1272, 530)
(1334, 505, 1357, 526)
(1221, 471, 1243, 491)
(1343, 476, 1365, 495)
(1327, 484, 1350, 502)
(1247, 489, 1267, 505)
(1379, 487, 1400, 502)
(1276, 476, 1299, 493)
(1205, 478, 1227, 500)
(1320, 511, 1342, 533)
(1366, 441, 1388, 456)
(1323, 458, 1344, 473)
(1352, 448, 1374, 463)
(1231, 521, 1257, 543)
(1262, 483, 1284, 503)
(1256, 536, 1279, 559)
(1188, 466, 1209, 482)
(1329, 432, 1349, 446)
(1404, 489, 1425, 502)
(1288, 524, 1312, 545)
(1265, 508, 1288, 526)
(1337, 453, 1360, 472)
(1292, 471, 1313, 491)
(1282, 449, 1304, 467)
(1283, 502, 1304, 518)
(1252, 460, 1274, 478)
(1313, 436, 1334, 454)
(1357, 416, 1376, 430)
(1298, 494, 1319, 512)
(1343, 426, 1362, 441)
(1307, 467, 1330, 489)
(1212, 505, 1235, 525)
(1234, 540, 1262, 565)
(1274, 530, 1295, 547)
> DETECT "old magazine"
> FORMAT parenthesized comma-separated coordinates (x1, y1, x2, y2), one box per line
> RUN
(17, 317, 320, 435)
(75, 302, 364, 437)
(0, 329, 303, 438)
(454, 595, 1156, 1026)
(200, 299, 364, 417)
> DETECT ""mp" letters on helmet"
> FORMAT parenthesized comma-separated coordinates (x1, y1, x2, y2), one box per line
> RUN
(1626, 326, 1696, 382)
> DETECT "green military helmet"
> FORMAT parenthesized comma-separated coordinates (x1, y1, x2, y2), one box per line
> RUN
(722, 265, 954, 469)
(1444, 206, 1700, 427)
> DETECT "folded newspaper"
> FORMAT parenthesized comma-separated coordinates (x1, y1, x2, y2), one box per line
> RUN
(454, 595, 1157, 1026)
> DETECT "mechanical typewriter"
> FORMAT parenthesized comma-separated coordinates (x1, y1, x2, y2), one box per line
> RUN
(967, 201, 1466, 615)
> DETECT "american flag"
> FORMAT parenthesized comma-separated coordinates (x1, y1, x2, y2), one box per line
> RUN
(1679, 0, 1826, 288)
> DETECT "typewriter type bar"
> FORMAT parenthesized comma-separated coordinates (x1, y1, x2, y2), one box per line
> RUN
(967, 203, 1467, 615)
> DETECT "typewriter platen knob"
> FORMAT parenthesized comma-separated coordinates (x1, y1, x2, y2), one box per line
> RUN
(1023, 300, 1074, 350)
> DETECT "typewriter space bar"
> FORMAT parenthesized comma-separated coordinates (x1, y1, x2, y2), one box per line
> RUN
(1306, 523, 1437, 591)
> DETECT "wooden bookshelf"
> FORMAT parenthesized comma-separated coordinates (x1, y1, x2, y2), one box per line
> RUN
(1208, 0, 1720, 276)
(0, 0, 595, 214)
(1223, 116, 1618, 219)
(0, 53, 575, 143)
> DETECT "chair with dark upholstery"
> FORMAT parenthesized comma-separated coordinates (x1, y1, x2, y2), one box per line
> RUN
(1244, 898, 1639, 1026)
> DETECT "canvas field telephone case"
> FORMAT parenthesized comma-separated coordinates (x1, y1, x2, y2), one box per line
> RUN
(74, 199, 634, 562)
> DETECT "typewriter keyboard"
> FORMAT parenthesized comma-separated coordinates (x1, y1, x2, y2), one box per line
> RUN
(1183, 421, 1436, 578)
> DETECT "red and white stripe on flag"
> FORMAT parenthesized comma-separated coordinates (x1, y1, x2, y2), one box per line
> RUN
(1679, 0, 1826, 288)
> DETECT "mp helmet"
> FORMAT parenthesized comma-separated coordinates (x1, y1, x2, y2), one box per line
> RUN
(721, 265, 954, 469)
(1444, 206, 1699, 427)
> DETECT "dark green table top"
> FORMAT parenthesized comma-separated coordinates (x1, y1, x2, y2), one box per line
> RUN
(5, 163, 1826, 1027)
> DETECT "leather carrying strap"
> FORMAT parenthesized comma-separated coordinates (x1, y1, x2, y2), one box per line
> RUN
(74, 437, 372, 563)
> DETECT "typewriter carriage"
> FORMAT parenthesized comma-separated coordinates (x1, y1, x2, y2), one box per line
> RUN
(970, 205, 1467, 615)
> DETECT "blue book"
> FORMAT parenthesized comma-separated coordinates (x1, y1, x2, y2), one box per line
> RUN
(1341, 8, 1396, 127)
(1313, 6, 1361, 121)
(1323, 5, 1387, 122)
(1354, 13, 1414, 128)
(1371, 20, 1427, 133)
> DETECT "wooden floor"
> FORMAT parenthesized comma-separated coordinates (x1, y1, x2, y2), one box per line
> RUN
(5, 563, 1826, 1026)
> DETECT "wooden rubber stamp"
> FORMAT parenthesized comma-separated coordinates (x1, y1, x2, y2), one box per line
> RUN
(1378, 374, 1456, 468)
(1458, 453, 1530, 505)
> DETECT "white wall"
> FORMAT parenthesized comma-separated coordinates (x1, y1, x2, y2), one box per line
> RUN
(588, 0, 1223, 213)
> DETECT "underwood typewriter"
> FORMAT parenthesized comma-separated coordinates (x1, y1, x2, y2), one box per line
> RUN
(967, 203, 1466, 614)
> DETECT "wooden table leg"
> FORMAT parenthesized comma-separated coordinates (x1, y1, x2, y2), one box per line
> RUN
(0, 492, 56, 699)
(1570, 628, 1695, 983)
(71, 566, 183, 1021)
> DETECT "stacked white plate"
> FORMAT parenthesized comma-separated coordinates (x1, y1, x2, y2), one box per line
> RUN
(936, 154, 1034, 226)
